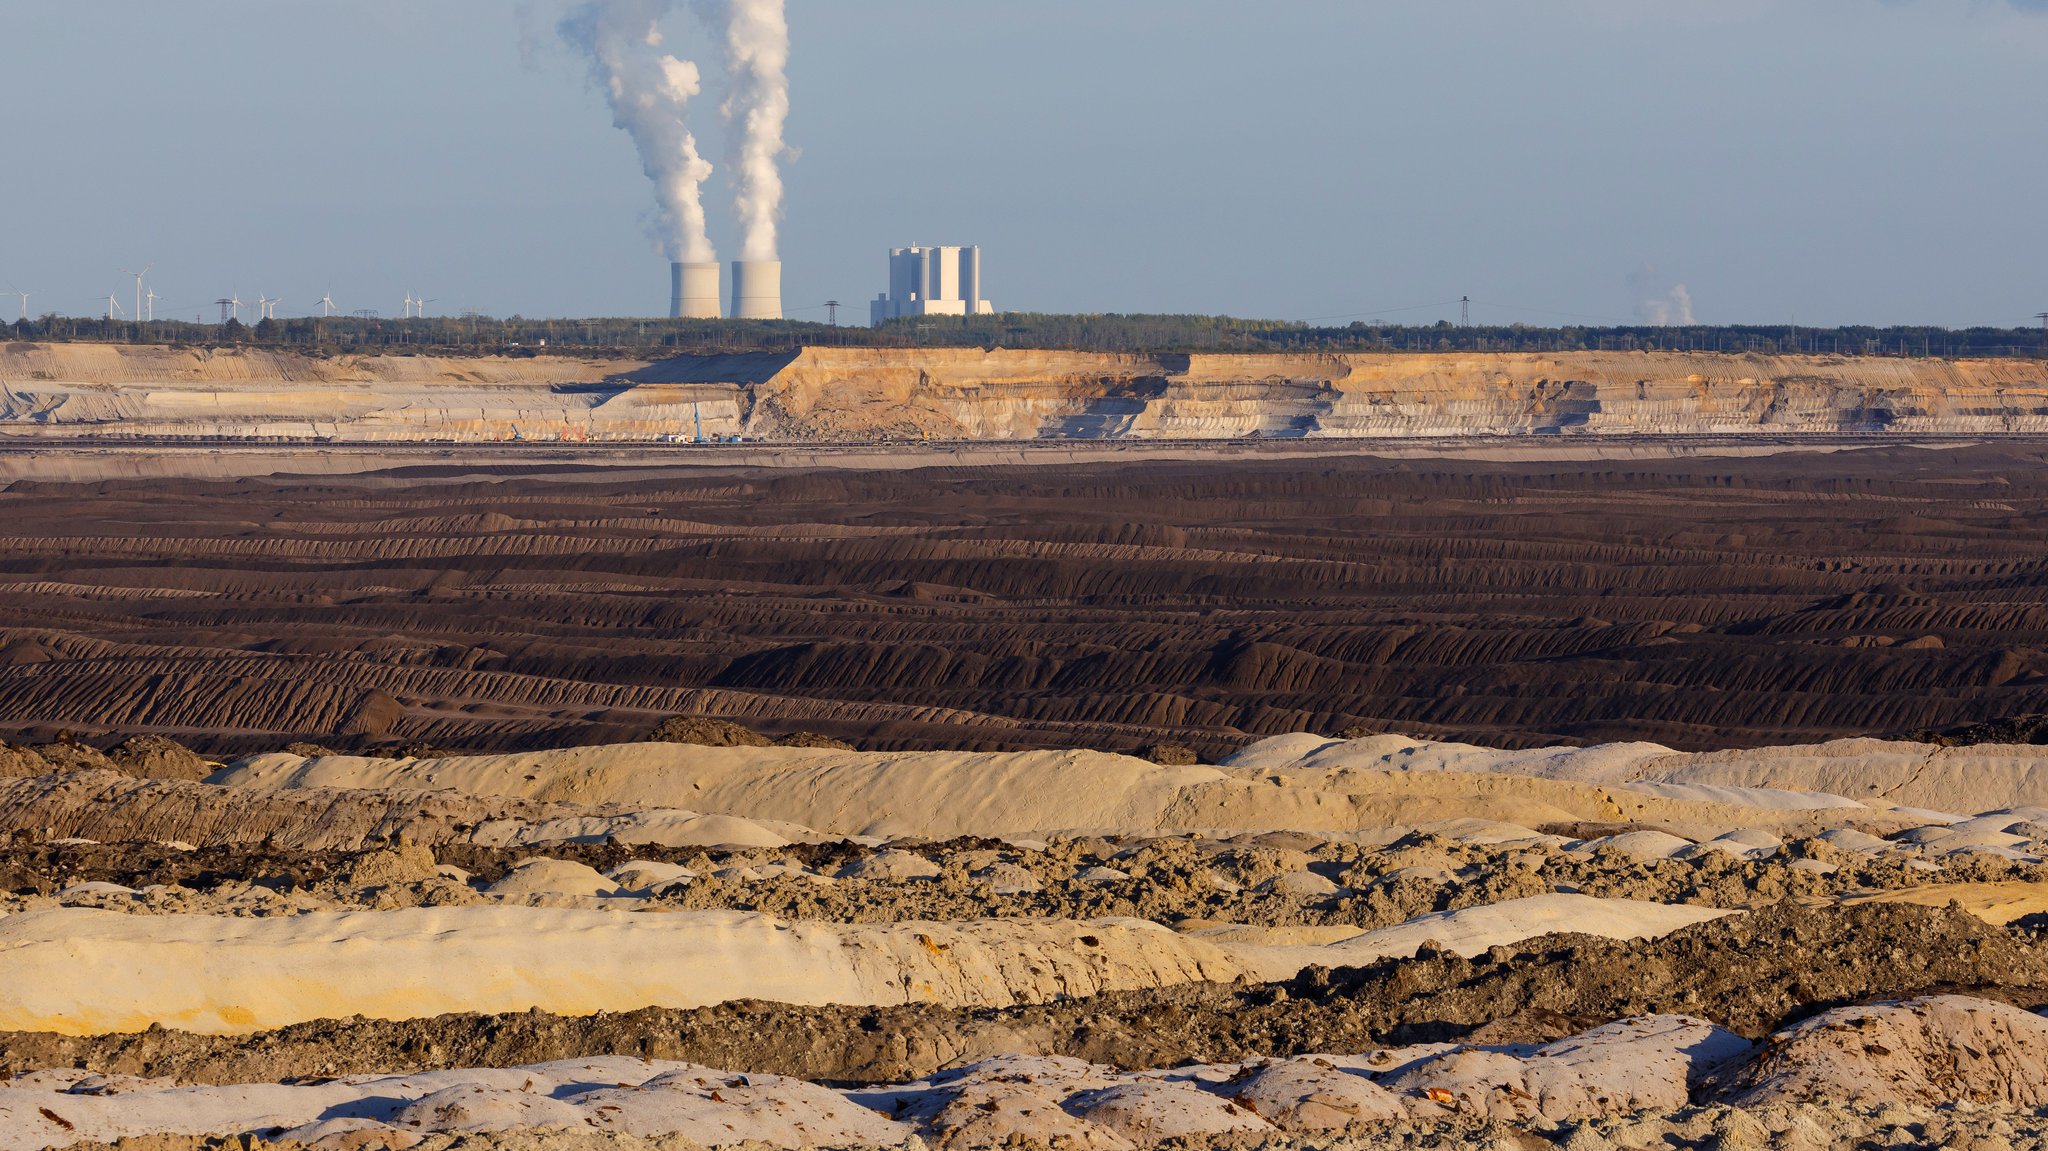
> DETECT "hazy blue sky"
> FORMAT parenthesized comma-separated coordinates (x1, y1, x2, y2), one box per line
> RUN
(3, 1, 2044, 327)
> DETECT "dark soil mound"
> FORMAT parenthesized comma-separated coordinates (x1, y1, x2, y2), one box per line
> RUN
(774, 731, 856, 750)
(106, 735, 211, 781)
(1914, 714, 2048, 746)
(646, 716, 771, 747)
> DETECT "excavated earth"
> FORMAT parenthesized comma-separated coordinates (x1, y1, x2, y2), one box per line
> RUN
(7, 721, 2048, 1147)
(3, 443, 2048, 755)
(1, 902, 2039, 1088)
(10, 434, 2048, 1148)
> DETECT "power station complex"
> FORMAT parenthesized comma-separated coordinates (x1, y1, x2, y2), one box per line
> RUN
(665, 246, 990, 324)
(669, 260, 782, 320)
(871, 246, 992, 324)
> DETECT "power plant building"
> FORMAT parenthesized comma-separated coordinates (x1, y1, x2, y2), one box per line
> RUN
(870, 246, 992, 324)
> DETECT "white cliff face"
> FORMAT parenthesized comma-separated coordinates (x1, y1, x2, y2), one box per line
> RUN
(4, 343, 2045, 442)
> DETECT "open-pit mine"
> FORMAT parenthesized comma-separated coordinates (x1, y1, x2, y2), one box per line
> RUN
(7, 343, 2048, 1150)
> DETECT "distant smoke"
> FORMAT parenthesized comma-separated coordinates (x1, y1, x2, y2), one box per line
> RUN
(1629, 266, 1695, 326)
(560, 0, 716, 264)
(695, 0, 790, 261)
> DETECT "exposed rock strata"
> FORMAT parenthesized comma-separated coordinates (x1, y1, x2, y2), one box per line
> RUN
(4, 343, 2046, 441)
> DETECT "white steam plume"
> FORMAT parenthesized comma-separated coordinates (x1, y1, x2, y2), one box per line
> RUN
(560, 0, 716, 263)
(1629, 265, 1695, 326)
(1641, 284, 1695, 327)
(1664, 284, 1695, 326)
(695, 0, 790, 261)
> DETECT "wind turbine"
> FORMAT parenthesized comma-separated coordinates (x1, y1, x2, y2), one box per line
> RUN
(105, 293, 125, 322)
(120, 265, 151, 327)
(257, 295, 282, 320)
(145, 288, 160, 322)
(403, 293, 417, 319)
(318, 292, 338, 317)
(418, 296, 438, 319)
(5, 289, 34, 322)
(229, 295, 243, 322)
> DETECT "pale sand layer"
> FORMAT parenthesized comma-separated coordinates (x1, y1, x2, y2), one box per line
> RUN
(215, 738, 1962, 843)
(1841, 881, 2048, 925)
(0, 895, 1726, 1036)
(1226, 733, 2048, 815)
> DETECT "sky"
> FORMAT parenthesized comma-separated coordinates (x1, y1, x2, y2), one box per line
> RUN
(2, 0, 2044, 329)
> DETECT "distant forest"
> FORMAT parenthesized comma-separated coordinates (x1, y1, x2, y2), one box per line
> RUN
(9, 311, 2046, 360)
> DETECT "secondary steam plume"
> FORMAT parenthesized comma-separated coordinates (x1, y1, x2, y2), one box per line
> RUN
(561, 0, 716, 264)
(695, 0, 790, 261)
(1643, 284, 1695, 327)
(1629, 266, 1695, 327)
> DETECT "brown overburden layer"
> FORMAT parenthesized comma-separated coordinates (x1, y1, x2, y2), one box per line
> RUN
(2, 445, 2047, 752)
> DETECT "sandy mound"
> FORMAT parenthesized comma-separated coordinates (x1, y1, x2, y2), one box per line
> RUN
(1183, 895, 1732, 982)
(216, 740, 1938, 842)
(1642, 739, 2048, 812)
(1224, 732, 2048, 818)
(0, 1031, 1741, 1151)
(0, 895, 1721, 1036)
(0, 904, 2029, 1091)
(0, 1056, 915, 1151)
(1380, 1014, 1749, 1121)
(1842, 880, 2048, 924)
(486, 858, 623, 898)
(1, 1006, 1926, 1150)
(219, 745, 1227, 839)
(0, 907, 1246, 1035)
(1719, 995, 2048, 1108)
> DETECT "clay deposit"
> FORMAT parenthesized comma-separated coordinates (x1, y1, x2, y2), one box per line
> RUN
(4, 342, 2046, 442)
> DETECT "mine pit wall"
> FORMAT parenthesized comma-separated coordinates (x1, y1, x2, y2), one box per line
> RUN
(2, 342, 2046, 441)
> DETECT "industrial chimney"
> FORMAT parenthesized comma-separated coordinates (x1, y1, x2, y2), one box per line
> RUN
(671, 261, 720, 319)
(730, 260, 782, 320)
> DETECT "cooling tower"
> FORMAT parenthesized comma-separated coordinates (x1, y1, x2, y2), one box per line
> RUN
(730, 260, 782, 320)
(671, 262, 720, 319)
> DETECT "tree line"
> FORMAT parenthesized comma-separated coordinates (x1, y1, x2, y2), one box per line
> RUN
(8, 312, 2045, 360)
